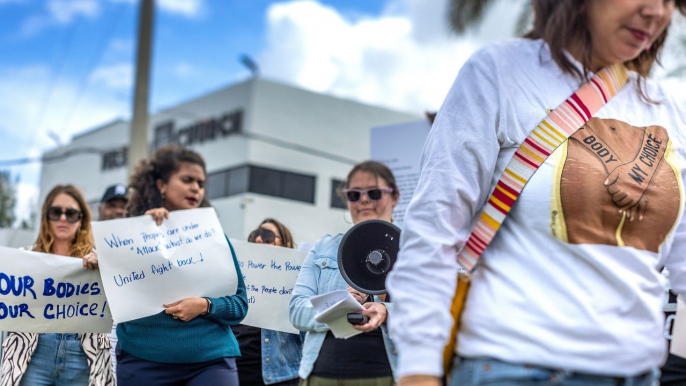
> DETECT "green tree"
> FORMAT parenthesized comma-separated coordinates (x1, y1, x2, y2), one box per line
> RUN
(0, 170, 17, 228)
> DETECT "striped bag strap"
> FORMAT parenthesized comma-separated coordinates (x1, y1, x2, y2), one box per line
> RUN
(457, 63, 629, 271)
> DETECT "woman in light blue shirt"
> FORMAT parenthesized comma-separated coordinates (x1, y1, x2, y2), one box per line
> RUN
(289, 161, 399, 385)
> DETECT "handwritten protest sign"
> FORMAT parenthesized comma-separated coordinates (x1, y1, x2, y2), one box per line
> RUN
(0, 247, 112, 333)
(232, 240, 307, 334)
(91, 208, 238, 323)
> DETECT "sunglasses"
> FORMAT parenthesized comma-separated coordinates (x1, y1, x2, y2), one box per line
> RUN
(341, 187, 393, 203)
(47, 206, 83, 223)
(248, 228, 281, 244)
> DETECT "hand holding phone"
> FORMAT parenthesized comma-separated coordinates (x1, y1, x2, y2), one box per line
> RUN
(347, 313, 369, 325)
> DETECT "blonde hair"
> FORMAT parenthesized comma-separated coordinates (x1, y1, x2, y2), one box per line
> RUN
(34, 185, 94, 257)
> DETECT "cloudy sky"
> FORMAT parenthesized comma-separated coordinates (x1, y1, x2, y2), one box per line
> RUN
(0, 0, 684, 225)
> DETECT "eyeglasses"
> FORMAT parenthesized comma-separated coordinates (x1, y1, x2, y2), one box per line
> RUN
(47, 206, 83, 223)
(248, 227, 281, 244)
(341, 187, 393, 203)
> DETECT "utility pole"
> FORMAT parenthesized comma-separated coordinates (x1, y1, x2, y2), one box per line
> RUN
(128, 0, 154, 177)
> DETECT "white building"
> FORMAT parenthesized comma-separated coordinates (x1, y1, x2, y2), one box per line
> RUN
(39, 78, 418, 244)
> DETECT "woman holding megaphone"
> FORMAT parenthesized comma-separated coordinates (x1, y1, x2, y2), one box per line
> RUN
(289, 161, 399, 385)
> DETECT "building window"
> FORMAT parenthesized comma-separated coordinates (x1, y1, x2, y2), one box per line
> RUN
(207, 165, 250, 200)
(330, 179, 347, 209)
(282, 171, 315, 203)
(101, 147, 127, 171)
(206, 172, 226, 200)
(250, 166, 315, 204)
(250, 166, 281, 197)
(154, 122, 175, 149)
(206, 165, 315, 204)
(227, 166, 249, 196)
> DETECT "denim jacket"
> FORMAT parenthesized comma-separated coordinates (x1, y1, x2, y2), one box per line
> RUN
(260, 329, 305, 384)
(288, 234, 397, 380)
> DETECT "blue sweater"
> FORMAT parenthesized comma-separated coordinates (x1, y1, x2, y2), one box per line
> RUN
(117, 236, 248, 363)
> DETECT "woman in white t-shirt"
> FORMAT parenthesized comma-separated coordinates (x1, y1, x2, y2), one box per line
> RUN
(387, 1, 686, 385)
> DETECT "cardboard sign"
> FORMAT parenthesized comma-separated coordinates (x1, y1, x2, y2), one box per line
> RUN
(91, 208, 238, 323)
(0, 247, 112, 333)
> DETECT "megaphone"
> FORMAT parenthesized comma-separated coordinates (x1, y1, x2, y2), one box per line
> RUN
(338, 220, 401, 295)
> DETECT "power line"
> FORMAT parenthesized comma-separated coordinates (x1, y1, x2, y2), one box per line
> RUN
(11, 16, 84, 185)
(59, 5, 128, 133)
(28, 18, 83, 145)
(0, 129, 358, 168)
(0, 147, 113, 167)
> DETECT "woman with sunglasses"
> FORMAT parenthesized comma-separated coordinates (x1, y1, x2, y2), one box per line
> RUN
(115, 145, 247, 386)
(289, 160, 399, 385)
(248, 220, 291, 247)
(1, 185, 114, 386)
(233, 218, 305, 386)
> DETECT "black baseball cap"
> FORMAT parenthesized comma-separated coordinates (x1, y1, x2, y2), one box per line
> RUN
(101, 184, 128, 204)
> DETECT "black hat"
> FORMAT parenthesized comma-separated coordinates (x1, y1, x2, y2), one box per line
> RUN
(101, 184, 128, 204)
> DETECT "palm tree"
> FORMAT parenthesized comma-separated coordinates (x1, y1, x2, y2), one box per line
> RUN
(448, 0, 533, 35)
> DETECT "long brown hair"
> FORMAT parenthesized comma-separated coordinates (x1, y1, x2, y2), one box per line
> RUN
(338, 161, 400, 202)
(525, 0, 686, 100)
(257, 218, 295, 249)
(127, 145, 211, 216)
(34, 185, 94, 257)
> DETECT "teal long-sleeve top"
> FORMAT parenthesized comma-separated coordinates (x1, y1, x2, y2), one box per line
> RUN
(116, 236, 248, 363)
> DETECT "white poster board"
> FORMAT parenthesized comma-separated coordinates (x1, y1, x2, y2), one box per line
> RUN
(0, 247, 112, 333)
(232, 240, 307, 334)
(371, 119, 431, 226)
(671, 295, 686, 359)
(91, 208, 238, 323)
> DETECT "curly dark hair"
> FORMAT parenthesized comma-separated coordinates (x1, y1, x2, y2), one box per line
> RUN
(127, 145, 211, 216)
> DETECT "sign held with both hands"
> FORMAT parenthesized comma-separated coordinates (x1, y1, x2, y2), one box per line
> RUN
(0, 247, 112, 333)
(92, 208, 238, 323)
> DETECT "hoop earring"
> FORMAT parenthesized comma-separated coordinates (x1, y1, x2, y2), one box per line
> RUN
(343, 211, 353, 224)
(161, 191, 166, 200)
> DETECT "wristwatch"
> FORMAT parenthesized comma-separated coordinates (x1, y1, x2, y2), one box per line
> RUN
(204, 297, 213, 315)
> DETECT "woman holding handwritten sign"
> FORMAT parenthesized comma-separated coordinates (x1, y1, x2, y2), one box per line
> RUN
(0, 185, 114, 386)
(117, 145, 248, 386)
(289, 161, 398, 385)
(234, 218, 304, 386)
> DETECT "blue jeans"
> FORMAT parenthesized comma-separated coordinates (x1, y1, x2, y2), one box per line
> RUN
(452, 357, 660, 386)
(19, 333, 89, 386)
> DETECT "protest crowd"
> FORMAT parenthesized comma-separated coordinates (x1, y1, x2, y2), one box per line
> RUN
(3, 1, 686, 385)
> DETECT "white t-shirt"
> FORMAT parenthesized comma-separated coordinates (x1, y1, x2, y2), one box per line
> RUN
(386, 38, 686, 377)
